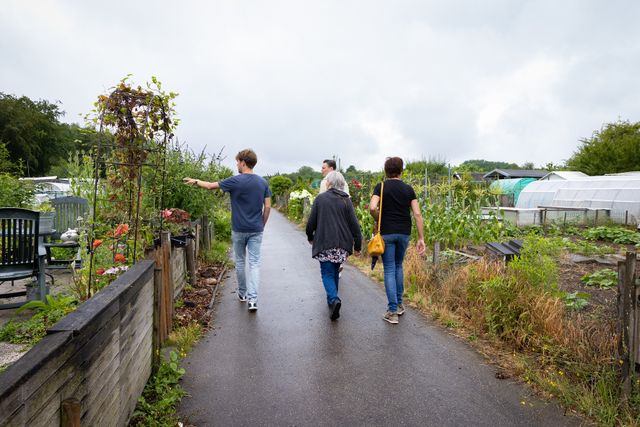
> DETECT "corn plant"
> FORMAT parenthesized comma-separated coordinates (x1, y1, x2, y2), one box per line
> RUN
(416, 178, 504, 248)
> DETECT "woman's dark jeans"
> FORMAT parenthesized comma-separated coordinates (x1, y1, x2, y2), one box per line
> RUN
(381, 234, 410, 312)
(319, 261, 341, 305)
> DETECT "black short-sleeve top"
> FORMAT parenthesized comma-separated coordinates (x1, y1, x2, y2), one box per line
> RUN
(372, 179, 417, 236)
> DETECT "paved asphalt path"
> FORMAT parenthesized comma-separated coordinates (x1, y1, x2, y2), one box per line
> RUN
(179, 210, 581, 427)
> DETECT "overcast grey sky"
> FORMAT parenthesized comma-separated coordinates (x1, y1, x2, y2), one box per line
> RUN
(2, 1, 639, 175)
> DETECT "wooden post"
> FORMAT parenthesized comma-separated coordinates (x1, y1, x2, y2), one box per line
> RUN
(194, 223, 201, 264)
(432, 241, 440, 265)
(618, 251, 637, 402)
(201, 214, 210, 252)
(152, 259, 162, 370)
(186, 238, 196, 287)
(161, 232, 173, 336)
(61, 398, 81, 427)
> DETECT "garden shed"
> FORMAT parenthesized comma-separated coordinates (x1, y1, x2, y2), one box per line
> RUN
(489, 178, 536, 206)
(516, 175, 640, 224)
(539, 171, 588, 180)
(483, 169, 547, 180)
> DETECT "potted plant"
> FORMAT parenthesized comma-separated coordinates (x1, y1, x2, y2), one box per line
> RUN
(36, 201, 55, 235)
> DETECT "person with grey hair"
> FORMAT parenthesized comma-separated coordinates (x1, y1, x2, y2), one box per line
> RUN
(306, 171, 362, 320)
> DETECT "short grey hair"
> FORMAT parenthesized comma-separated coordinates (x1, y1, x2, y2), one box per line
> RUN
(325, 171, 346, 191)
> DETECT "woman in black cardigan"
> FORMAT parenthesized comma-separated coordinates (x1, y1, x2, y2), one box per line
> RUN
(306, 171, 362, 321)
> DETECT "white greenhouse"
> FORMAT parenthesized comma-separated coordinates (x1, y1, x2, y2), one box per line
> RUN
(515, 175, 640, 225)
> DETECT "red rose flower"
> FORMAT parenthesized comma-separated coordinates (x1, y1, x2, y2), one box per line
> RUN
(114, 253, 126, 263)
(114, 224, 130, 238)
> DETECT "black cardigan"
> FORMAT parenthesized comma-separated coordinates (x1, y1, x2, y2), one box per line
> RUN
(305, 189, 362, 258)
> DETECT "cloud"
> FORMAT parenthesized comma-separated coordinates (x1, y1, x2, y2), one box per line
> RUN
(2, 0, 640, 175)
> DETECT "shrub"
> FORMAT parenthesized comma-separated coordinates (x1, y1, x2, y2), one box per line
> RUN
(269, 175, 293, 197)
(0, 174, 35, 207)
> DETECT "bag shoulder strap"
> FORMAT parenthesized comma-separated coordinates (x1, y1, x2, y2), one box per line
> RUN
(377, 181, 384, 233)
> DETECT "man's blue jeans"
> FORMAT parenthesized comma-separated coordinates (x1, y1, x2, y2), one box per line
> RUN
(319, 261, 340, 305)
(232, 231, 263, 302)
(381, 234, 410, 312)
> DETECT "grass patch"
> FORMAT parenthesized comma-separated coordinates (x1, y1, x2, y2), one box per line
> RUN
(201, 239, 231, 265)
(166, 322, 203, 355)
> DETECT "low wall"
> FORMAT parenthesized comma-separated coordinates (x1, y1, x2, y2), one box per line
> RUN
(0, 261, 155, 426)
(0, 235, 197, 427)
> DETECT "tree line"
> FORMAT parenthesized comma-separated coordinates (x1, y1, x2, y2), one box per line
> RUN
(1, 92, 639, 178)
(0, 93, 104, 176)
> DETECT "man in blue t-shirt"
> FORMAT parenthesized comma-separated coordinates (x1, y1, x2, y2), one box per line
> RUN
(183, 149, 271, 311)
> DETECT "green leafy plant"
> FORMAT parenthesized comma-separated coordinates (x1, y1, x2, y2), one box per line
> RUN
(130, 351, 187, 426)
(581, 226, 640, 245)
(581, 269, 618, 289)
(509, 235, 560, 291)
(561, 291, 591, 311)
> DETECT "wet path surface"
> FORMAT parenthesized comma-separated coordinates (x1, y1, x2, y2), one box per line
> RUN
(178, 210, 580, 426)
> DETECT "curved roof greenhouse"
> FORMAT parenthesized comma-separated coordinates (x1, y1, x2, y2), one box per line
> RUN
(516, 175, 640, 224)
(489, 178, 536, 204)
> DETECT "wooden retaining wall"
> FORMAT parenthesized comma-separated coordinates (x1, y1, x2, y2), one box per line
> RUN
(0, 261, 155, 426)
(0, 229, 202, 427)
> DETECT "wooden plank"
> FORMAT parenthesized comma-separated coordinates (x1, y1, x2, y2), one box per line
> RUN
(84, 336, 121, 425)
(0, 331, 73, 402)
(119, 282, 153, 330)
(118, 342, 152, 426)
(24, 390, 60, 427)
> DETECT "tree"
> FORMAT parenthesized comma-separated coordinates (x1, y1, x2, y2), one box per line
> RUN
(457, 159, 519, 172)
(566, 120, 640, 175)
(520, 162, 535, 170)
(404, 157, 449, 176)
(0, 93, 90, 176)
(0, 143, 14, 174)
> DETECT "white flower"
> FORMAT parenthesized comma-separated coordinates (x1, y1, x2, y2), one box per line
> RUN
(290, 189, 314, 203)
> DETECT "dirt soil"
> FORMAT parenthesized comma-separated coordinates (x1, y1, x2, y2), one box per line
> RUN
(173, 262, 228, 329)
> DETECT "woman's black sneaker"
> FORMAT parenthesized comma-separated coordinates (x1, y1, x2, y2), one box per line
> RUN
(330, 300, 341, 321)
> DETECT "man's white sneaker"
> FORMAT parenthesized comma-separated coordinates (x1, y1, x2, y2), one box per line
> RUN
(238, 293, 247, 302)
(248, 301, 258, 311)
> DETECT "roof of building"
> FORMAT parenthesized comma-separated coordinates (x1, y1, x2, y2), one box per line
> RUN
(540, 171, 588, 180)
(483, 169, 548, 179)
